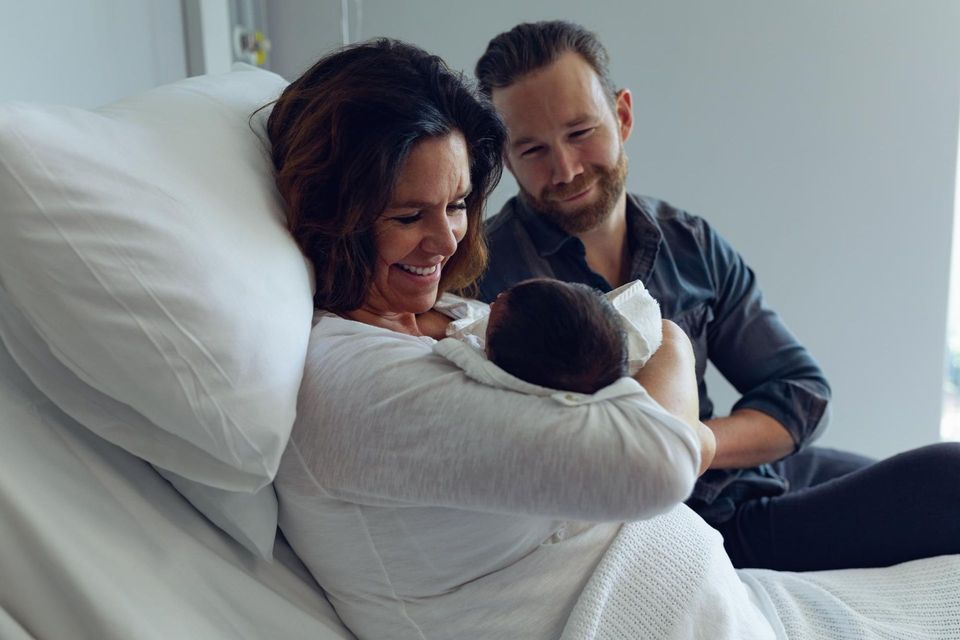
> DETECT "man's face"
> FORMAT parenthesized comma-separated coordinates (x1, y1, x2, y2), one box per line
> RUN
(492, 51, 633, 234)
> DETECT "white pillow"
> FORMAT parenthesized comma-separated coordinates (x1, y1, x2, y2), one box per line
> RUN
(0, 65, 312, 555)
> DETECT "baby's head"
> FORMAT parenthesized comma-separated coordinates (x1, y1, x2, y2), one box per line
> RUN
(485, 279, 628, 394)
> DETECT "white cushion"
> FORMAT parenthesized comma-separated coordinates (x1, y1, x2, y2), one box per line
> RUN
(0, 65, 312, 555)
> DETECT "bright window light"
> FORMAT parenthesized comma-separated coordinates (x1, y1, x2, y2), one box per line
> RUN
(942, 142, 960, 442)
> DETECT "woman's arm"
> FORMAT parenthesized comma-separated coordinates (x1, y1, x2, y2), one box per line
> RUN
(633, 320, 716, 475)
(290, 318, 702, 522)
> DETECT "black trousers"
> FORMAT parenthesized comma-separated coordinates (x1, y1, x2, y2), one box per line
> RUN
(714, 443, 960, 571)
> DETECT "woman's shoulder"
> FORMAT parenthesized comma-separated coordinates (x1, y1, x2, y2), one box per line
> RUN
(310, 311, 431, 343)
(305, 313, 435, 378)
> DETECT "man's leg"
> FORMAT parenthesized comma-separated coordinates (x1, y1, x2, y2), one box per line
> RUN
(718, 442, 960, 571)
(774, 445, 875, 491)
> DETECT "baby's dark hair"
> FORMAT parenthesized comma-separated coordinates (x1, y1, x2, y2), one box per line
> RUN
(486, 279, 628, 394)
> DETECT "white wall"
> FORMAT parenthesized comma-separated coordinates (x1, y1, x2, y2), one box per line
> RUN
(265, 0, 343, 80)
(2, 0, 187, 107)
(269, 0, 960, 459)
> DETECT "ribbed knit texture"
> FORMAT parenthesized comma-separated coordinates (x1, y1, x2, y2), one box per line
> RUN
(562, 504, 960, 640)
(741, 555, 960, 639)
(561, 505, 775, 640)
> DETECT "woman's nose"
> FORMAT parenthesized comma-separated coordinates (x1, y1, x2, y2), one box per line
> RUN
(422, 214, 460, 256)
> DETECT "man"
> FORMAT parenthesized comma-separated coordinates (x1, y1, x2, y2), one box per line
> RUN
(474, 21, 875, 570)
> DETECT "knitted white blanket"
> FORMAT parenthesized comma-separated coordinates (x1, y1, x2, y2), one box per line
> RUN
(561, 505, 960, 640)
(740, 556, 960, 639)
(560, 505, 775, 640)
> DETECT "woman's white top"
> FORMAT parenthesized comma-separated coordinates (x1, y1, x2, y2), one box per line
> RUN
(275, 302, 701, 640)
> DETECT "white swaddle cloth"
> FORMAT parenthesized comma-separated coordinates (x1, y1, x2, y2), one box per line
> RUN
(434, 280, 662, 375)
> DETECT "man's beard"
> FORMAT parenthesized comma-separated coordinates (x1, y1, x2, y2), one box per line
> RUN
(520, 149, 628, 235)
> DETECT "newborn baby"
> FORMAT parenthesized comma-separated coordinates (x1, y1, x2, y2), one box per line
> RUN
(433, 278, 663, 396)
(485, 279, 629, 394)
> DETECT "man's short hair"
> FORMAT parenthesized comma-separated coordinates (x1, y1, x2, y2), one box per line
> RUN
(475, 20, 617, 102)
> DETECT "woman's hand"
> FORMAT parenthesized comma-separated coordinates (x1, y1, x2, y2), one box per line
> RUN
(634, 320, 716, 475)
(416, 309, 454, 340)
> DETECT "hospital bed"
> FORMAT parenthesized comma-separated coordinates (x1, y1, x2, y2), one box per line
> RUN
(0, 64, 957, 640)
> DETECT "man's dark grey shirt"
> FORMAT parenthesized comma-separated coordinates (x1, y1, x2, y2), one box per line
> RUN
(477, 194, 831, 522)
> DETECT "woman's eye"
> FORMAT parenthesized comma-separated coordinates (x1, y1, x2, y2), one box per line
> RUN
(447, 200, 467, 213)
(392, 213, 421, 225)
(520, 145, 544, 158)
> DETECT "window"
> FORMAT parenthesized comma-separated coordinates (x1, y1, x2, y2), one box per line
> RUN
(943, 168, 960, 442)
(944, 338, 960, 441)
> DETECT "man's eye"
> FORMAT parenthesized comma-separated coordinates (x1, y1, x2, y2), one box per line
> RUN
(571, 127, 595, 139)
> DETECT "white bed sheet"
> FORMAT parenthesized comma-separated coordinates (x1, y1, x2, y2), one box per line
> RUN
(0, 340, 354, 640)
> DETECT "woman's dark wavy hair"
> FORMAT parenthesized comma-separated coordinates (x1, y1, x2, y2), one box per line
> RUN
(266, 38, 505, 312)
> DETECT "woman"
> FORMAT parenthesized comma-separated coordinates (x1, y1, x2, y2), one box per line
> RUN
(267, 39, 711, 640)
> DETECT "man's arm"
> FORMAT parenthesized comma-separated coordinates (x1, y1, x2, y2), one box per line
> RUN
(703, 409, 793, 469)
(698, 218, 830, 469)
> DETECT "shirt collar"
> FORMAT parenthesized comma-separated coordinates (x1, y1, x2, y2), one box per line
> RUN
(624, 194, 663, 284)
(512, 196, 580, 257)
(513, 192, 664, 281)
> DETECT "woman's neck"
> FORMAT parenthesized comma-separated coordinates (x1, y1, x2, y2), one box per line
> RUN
(345, 308, 422, 336)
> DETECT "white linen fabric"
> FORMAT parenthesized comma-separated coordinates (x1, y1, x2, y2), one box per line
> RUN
(0, 286, 280, 558)
(276, 309, 702, 640)
(606, 279, 663, 372)
(0, 64, 311, 557)
(0, 338, 352, 640)
(436, 279, 662, 373)
(0, 65, 312, 491)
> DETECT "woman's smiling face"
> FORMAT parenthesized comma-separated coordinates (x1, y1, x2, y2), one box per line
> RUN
(362, 132, 471, 318)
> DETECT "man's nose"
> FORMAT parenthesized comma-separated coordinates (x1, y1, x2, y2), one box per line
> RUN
(551, 145, 583, 185)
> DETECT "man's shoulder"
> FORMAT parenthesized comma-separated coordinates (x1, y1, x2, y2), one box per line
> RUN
(483, 196, 528, 243)
(630, 193, 712, 246)
(631, 193, 704, 229)
(477, 197, 545, 302)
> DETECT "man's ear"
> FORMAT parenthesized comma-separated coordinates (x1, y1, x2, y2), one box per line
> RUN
(615, 89, 634, 143)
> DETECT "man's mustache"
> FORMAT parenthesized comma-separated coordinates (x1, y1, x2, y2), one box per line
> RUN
(541, 172, 595, 202)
